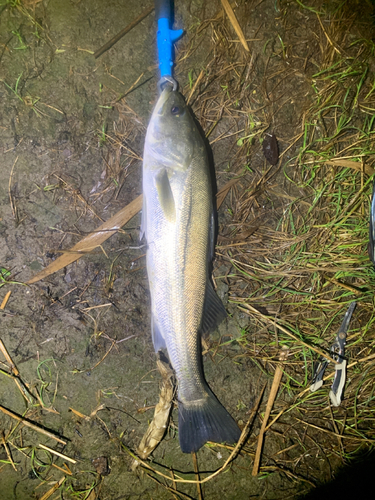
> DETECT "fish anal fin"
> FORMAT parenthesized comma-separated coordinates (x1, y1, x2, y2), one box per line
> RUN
(155, 169, 176, 223)
(200, 281, 227, 335)
(152, 314, 167, 352)
(178, 387, 241, 453)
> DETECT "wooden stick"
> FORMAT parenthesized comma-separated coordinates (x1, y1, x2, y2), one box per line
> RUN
(0, 339, 35, 404)
(27, 194, 143, 284)
(0, 405, 66, 445)
(220, 0, 249, 51)
(192, 452, 203, 500)
(39, 444, 77, 464)
(51, 462, 73, 475)
(187, 69, 204, 105)
(63, 462, 73, 475)
(0, 338, 19, 375)
(1, 431, 17, 471)
(94, 5, 154, 59)
(8, 157, 18, 220)
(39, 476, 66, 500)
(69, 407, 90, 421)
(0, 290, 11, 310)
(252, 348, 288, 476)
(0, 368, 34, 405)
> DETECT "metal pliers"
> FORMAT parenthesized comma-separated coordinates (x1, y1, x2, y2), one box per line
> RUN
(310, 302, 356, 406)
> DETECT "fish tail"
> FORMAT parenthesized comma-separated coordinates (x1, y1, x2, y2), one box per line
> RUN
(178, 388, 241, 453)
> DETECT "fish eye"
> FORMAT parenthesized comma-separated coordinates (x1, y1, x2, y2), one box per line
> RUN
(171, 106, 180, 116)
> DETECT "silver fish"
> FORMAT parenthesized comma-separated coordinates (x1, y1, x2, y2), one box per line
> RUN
(141, 87, 241, 453)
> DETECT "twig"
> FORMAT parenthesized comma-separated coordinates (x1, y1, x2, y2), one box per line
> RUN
(69, 407, 90, 420)
(0, 290, 11, 309)
(39, 476, 66, 500)
(146, 473, 195, 500)
(0, 339, 35, 404)
(187, 70, 204, 105)
(252, 348, 288, 476)
(0, 368, 35, 405)
(220, 0, 249, 51)
(82, 303, 113, 311)
(0, 405, 66, 445)
(1, 431, 17, 471)
(94, 5, 154, 58)
(27, 194, 143, 284)
(8, 156, 18, 220)
(192, 452, 203, 500)
(238, 304, 338, 363)
(0, 338, 19, 375)
(295, 418, 375, 443)
(38, 444, 77, 464)
(73, 340, 116, 374)
(51, 462, 73, 475)
(317, 14, 341, 55)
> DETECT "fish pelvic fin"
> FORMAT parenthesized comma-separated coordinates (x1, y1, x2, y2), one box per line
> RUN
(140, 192, 147, 241)
(152, 314, 167, 352)
(178, 388, 241, 453)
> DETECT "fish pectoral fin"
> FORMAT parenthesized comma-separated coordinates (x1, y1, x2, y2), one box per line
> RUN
(155, 169, 176, 223)
(140, 194, 147, 241)
(152, 314, 167, 352)
(200, 280, 227, 335)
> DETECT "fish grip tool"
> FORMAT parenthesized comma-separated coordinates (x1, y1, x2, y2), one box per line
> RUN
(155, 0, 183, 93)
(310, 302, 356, 406)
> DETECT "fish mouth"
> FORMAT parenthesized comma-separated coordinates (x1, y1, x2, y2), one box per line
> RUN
(155, 87, 173, 117)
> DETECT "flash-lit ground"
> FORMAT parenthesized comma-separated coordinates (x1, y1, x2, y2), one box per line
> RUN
(1, 1, 375, 499)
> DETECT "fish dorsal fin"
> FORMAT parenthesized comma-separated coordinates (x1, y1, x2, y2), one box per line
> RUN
(155, 168, 176, 223)
(152, 314, 167, 352)
(200, 281, 227, 335)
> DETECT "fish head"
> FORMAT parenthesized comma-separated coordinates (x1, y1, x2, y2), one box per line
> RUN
(145, 87, 200, 171)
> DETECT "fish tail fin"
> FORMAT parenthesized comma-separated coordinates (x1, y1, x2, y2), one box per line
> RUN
(178, 388, 241, 453)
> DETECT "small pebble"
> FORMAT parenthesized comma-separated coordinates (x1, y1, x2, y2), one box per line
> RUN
(262, 133, 279, 165)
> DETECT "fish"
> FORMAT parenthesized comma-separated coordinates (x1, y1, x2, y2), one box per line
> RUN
(141, 86, 241, 453)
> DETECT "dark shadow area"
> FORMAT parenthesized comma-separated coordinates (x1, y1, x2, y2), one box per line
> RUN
(301, 449, 375, 499)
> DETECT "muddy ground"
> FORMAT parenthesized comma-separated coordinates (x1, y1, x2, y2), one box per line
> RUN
(0, 1, 374, 499)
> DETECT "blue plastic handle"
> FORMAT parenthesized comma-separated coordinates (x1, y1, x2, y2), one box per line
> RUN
(156, 2, 183, 79)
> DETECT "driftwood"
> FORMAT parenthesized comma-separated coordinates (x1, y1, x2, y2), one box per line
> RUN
(134, 353, 176, 463)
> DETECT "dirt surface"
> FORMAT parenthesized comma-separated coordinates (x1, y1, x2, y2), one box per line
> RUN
(1, 1, 374, 499)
